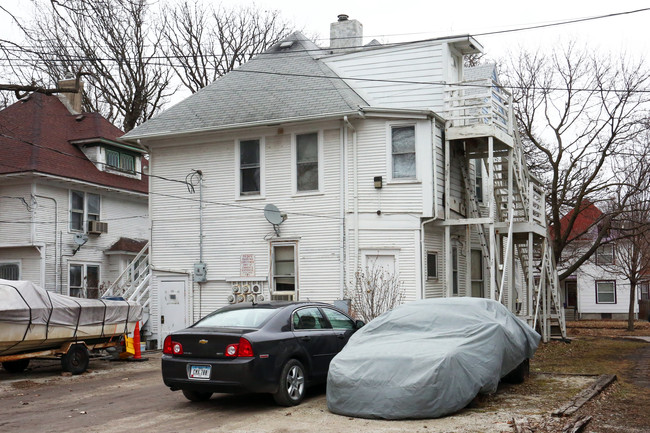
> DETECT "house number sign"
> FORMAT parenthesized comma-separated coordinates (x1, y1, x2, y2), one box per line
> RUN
(240, 254, 255, 277)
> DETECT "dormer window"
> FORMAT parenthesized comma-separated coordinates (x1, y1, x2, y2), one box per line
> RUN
(106, 148, 136, 173)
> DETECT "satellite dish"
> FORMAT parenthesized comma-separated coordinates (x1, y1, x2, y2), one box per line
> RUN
(264, 204, 284, 225)
(73, 233, 88, 245)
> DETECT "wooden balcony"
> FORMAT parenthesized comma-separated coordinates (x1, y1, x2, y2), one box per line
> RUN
(444, 78, 515, 150)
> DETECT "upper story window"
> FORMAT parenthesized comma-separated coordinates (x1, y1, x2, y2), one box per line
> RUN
(70, 190, 100, 232)
(391, 125, 416, 179)
(596, 244, 614, 265)
(106, 148, 136, 173)
(239, 139, 261, 196)
(296, 132, 319, 192)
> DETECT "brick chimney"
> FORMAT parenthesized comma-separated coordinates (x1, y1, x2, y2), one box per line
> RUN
(330, 14, 362, 50)
(57, 75, 84, 114)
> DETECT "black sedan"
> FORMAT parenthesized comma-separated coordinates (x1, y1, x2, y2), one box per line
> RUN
(162, 301, 363, 406)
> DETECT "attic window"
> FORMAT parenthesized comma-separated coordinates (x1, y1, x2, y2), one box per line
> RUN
(106, 148, 136, 173)
(279, 41, 294, 49)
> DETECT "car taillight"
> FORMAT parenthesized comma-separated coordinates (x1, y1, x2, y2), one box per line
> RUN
(238, 338, 254, 357)
(163, 335, 183, 355)
(224, 337, 254, 358)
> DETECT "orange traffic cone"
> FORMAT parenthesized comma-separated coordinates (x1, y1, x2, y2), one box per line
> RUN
(133, 321, 142, 360)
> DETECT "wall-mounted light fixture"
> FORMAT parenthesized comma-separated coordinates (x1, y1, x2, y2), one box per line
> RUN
(374, 176, 383, 189)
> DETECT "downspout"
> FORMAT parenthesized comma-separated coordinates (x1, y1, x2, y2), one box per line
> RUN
(343, 116, 359, 275)
(339, 123, 346, 299)
(35, 194, 58, 293)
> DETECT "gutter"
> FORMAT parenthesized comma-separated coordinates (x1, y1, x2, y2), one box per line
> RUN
(122, 111, 361, 143)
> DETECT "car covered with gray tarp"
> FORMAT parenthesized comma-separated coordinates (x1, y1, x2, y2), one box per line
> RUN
(326, 298, 540, 419)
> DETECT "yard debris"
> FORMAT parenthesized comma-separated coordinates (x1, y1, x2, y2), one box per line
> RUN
(561, 415, 592, 433)
(552, 374, 616, 417)
(512, 418, 534, 433)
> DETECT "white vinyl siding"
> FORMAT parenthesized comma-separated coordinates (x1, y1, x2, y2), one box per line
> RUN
(323, 42, 446, 111)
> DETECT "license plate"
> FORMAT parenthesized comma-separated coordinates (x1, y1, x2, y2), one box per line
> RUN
(189, 365, 211, 380)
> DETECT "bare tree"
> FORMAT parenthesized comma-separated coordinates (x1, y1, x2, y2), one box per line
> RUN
(503, 43, 650, 280)
(162, 1, 294, 93)
(346, 265, 405, 323)
(16, 0, 173, 131)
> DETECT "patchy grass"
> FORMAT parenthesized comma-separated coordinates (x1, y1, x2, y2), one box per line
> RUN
(567, 320, 650, 337)
(531, 337, 643, 375)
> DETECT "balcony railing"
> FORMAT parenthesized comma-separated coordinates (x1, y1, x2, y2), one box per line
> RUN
(445, 78, 514, 135)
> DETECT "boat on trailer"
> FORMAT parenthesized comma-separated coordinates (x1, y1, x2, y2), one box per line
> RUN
(0, 279, 142, 373)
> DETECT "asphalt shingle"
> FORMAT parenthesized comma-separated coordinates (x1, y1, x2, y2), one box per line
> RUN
(124, 32, 367, 139)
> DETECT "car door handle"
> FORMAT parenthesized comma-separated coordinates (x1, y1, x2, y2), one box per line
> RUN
(301, 336, 311, 342)
(336, 334, 345, 339)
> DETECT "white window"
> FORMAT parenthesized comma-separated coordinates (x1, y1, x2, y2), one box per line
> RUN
(426, 252, 438, 280)
(69, 264, 100, 298)
(363, 252, 397, 275)
(391, 125, 416, 179)
(295, 132, 319, 192)
(106, 148, 135, 173)
(474, 159, 483, 203)
(596, 280, 616, 304)
(452, 246, 459, 295)
(0, 262, 20, 280)
(471, 249, 483, 297)
(272, 243, 296, 294)
(70, 190, 100, 232)
(596, 244, 614, 265)
(239, 139, 261, 195)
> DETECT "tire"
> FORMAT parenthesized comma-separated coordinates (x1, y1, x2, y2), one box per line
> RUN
(502, 359, 530, 384)
(2, 359, 30, 373)
(273, 359, 306, 406)
(181, 389, 213, 402)
(61, 344, 90, 375)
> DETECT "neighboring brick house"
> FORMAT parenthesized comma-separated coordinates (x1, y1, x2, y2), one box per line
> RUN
(0, 86, 149, 296)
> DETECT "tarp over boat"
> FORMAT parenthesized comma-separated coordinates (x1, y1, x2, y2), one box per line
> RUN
(0, 279, 142, 355)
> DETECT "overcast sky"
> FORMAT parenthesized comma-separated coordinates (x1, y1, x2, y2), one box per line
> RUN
(1, 0, 648, 62)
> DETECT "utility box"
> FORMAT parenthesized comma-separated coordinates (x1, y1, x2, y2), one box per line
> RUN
(194, 262, 207, 282)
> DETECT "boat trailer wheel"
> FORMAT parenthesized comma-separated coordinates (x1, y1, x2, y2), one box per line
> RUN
(61, 344, 90, 375)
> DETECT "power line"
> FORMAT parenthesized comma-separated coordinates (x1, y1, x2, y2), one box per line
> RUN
(0, 156, 343, 222)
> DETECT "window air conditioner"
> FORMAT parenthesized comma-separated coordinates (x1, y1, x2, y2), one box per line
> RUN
(88, 220, 108, 234)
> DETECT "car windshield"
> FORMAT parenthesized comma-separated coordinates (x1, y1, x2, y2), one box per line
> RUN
(194, 307, 277, 328)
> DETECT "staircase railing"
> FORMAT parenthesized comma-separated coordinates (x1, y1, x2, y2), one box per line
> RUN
(445, 78, 513, 134)
(101, 242, 150, 305)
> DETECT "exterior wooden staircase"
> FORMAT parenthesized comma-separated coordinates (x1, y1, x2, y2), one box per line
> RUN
(448, 74, 566, 342)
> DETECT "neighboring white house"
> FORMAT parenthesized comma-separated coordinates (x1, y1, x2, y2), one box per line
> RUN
(124, 15, 563, 347)
(0, 86, 149, 297)
(557, 201, 645, 320)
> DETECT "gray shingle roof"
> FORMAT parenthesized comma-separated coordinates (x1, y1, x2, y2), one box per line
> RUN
(124, 32, 367, 139)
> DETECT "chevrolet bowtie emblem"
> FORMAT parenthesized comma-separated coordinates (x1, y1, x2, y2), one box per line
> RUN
(198, 339, 208, 344)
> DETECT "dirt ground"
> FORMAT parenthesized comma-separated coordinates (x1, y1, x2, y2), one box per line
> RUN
(0, 320, 648, 433)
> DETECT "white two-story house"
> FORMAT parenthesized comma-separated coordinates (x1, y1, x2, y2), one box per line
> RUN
(124, 15, 563, 346)
(0, 83, 149, 297)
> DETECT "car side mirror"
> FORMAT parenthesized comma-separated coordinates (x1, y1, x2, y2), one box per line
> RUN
(355, 320, 365, 329)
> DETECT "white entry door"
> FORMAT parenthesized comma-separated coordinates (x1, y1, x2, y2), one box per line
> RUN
(159, 278, 188, 341)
